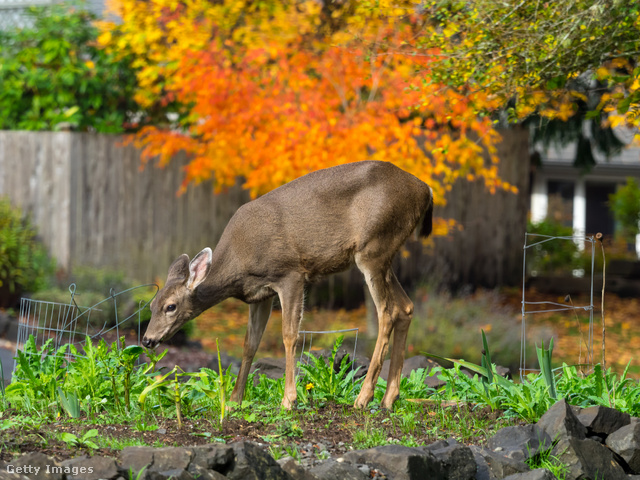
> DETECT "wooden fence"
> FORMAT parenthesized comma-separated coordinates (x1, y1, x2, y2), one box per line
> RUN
(0, 131, 249, 282)
(0, 129, 530, 290)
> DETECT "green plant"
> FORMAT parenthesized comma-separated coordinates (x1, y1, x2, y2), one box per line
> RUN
(0, 197, 55, 306)
(609, 177, 640, 244)
(526, 447, 569, 480)
(57, 388, 81, 418)
(526, 219, 579, 275)
(60, 429, 99, 451)
(298, 336, 363, 404)
(0, 3, 140, 132)
(536, 338, 557, 400)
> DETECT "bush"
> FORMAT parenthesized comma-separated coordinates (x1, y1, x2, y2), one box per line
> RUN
(0, 198, 55, 307)
(0, 3, 140, 132)
(609, 177, 640, 244)
(526, 219, 579, 275)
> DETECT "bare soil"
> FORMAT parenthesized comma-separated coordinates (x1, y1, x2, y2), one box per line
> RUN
(0, 402, 514, 463)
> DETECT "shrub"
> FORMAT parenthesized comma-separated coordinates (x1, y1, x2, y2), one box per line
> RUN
(0, 197, 55, 307)
(0, 3, 140, 132)
(609, 177, 640, 244)
(526, 219, 579, 275)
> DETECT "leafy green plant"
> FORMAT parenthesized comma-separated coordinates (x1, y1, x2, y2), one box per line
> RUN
(0, 197, 55, 307)
(536, 338, 557, 400)
(0, 3, 140, 132)
(57, 388, 81, 419)
(298, 336, 363, 404)
(526, 219, 579, 275)
(60, 429, 99, 451)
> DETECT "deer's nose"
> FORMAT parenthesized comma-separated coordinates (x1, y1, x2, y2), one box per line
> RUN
(142, 337, 157, 348)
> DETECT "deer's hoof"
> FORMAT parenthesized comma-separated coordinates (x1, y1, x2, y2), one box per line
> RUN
(354, 390, 373, 409)
(281, 396, 297, 410)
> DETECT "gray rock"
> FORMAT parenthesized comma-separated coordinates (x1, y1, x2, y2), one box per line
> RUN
(120, 447, 155, 475)
(4, 453, 62, 480)
(554, 437, 627, 480)
(343, 444, 444, 480)
(188, 445, 234, 474)
(487, 425, 553, 461)
(576, 405, 631, 436)
(227, 441, 290, 480)
(250, 358, 287, 382)
(147, 469, 194, 480)
(470, 445, 529, 479)
(606, 421, 640, 473)
(278, 458, 319, 480)
(427, 443, 476, 480)
(60, 455, 119, 480)
(0, 472, 29, 480)
(536, 399, 586, 442)
(186, 465, 227, 480)
(308, 460, 368, 480)
(502, 469, 557, 480)
(150, 448, 193, 472)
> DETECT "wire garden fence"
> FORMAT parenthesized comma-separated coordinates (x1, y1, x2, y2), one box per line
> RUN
(15, 283, 158, 369)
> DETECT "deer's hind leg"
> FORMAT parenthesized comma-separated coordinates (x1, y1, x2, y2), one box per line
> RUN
(354, 256, 413, 409)
(230, 297, 273, 405)
(275, 274, 306, 409)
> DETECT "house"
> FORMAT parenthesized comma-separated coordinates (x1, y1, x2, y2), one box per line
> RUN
(530, 131, 640, 249)
(0, 0, 106, 30)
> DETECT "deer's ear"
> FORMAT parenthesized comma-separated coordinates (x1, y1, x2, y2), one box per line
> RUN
(187, 247, 212, 290)
(167, 254, 190, 283)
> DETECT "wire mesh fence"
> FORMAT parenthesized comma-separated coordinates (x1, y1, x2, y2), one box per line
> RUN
(520, 233, 597, 380)
(15, 283, 158, 369)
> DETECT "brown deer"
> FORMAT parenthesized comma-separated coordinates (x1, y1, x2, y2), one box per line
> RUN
(142, 161, 433, 409)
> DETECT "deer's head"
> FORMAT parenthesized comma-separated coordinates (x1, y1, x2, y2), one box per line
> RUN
(142, 247, 212, 348)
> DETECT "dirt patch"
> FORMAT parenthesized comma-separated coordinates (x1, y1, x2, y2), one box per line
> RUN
(0, 403, 519, 463)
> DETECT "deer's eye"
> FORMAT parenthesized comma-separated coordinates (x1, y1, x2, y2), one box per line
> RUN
(166, 304, 177, 313)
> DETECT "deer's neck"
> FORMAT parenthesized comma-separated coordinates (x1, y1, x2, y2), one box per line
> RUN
(195, 244, 244, 308)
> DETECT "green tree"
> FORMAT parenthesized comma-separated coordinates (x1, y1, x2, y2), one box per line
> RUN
(0, 3, 140, 132)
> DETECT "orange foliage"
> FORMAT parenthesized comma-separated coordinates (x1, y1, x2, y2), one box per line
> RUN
(99, 0, 513, 229)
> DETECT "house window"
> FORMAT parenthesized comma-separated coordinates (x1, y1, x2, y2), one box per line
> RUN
(547, 180, 574, 227)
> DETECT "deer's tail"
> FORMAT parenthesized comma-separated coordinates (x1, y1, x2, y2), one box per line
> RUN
(418, 185, 434, 238)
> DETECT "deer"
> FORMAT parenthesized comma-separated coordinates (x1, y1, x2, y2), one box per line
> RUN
(142, 160, 434, 410)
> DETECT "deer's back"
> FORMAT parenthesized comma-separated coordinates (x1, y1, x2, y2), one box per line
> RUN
(220, 161, 431, 280)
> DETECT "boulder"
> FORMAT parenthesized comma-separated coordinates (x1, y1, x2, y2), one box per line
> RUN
(470, 445, 529, 479)
(343, 444, 444, 480)
(250, 358, 287, 382)
(188, 445, 235, 474)
(536, 399, 586, 442)
(307, 459, 369, 480)
(4, 453, 63, 480)
(606, 421, 640, 473)
(502, 469, 556, 480)
(226, 441, 290, 480)
(554, 437, 627, 480)
(575, 405, 631, 437)
(487, 425, 552, 461)
(426, 442, 476, 480)
(59, 455, 119, 480)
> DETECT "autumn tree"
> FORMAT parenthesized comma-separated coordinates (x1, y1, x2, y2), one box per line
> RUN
(98, 0, 514, 236)
(416, 0, 640, 136)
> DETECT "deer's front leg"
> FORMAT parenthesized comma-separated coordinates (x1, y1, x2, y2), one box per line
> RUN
(230, 298, 273, 406)
(277, 276, 305, 409)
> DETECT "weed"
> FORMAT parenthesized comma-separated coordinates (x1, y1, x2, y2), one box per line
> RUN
(59, 429, 99, 451)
